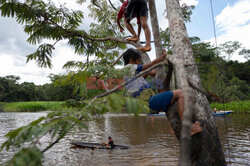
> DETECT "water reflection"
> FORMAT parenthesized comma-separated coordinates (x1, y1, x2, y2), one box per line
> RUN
(215, 115, 250, 165)
(0, 113, 249, 165)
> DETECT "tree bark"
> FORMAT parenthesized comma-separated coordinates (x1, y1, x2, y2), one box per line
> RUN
(165, 0, 226, 165)
(148, 0, 165, 82)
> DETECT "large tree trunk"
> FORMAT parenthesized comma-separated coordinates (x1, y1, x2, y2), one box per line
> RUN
(148, 0, 176, 91)
(148, 0, 165, 82)
(165, 0, 226, 165)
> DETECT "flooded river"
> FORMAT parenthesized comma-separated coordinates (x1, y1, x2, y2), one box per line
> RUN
(0, 112, 249, 165)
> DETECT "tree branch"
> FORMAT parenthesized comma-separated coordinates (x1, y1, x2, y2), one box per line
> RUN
(111, 50, 126, 66)
(148, 0, 165, 82)
(187, 79, 220, 102)
(108, 0, 117, 10)
(91, 0, 118, 35)
(91, 0, 102, 10)
(163, 61, 173, 91)
(46, 16, 142, 48)
(90, 61, 169, 103)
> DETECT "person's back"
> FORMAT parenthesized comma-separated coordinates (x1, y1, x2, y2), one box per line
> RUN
(123, 63, 150, 97)
(107, 136, 115, 149)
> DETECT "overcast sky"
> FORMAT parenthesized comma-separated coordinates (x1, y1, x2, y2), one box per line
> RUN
(0, 0, 249, 85)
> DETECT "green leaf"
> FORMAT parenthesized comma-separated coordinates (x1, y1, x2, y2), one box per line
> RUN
(6, 146, 42, 166)
(125, 97, 148, 115)
(65, 116, 88, 129)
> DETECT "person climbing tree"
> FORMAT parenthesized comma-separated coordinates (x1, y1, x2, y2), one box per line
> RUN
(123, 48, 203, 135)
(117, 0, 152, 52)
(117, 0, 141, 36)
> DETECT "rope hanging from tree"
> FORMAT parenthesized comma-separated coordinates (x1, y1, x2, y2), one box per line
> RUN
(209, 0, 231, 164)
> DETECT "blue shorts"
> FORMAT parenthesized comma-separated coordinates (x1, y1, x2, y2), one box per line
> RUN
(148, 91, 173, 113)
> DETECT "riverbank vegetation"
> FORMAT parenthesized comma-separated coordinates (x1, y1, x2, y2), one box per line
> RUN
(0, 101, 65, 112)
(211, 100, 250, 113)
(1, 100, 249, 113)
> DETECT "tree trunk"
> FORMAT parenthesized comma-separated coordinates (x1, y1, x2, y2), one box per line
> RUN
(148, 0, 165, 82)
(136, 50, 151, 64)
(165, 0, 226, 165)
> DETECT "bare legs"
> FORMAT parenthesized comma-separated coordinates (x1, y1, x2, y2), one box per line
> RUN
(125, 18, 139, 42)
(138, 16, 151, 52)
(171, 90, 184, 119)
(125, 16, 151, 52)
(170, 90, 203, 136)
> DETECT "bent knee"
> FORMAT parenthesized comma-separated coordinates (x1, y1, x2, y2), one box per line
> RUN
(173, 89, 183, 98)
(141, 22, 148, 28)
(125, 18, 130, 24)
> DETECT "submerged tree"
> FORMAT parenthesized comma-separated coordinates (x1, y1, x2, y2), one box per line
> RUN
(0, 0, 226, 165)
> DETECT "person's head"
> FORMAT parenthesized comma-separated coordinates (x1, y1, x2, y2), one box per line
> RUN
(108, 136, 112, 141)
(123, 48, 142, 65)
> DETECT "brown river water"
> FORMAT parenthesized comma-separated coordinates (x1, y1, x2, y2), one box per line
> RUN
(0, 112, 249, 166)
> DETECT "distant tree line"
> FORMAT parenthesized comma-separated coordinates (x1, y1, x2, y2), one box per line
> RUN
(191, 40, 250, 102)
(160, 27, 250, 102)
(0, 40, 249, 103)
(0, 75, 80, 102)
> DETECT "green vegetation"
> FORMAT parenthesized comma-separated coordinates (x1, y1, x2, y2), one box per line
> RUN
(2, 101, 65, 112)
(211, 100, 250, 113)
(1, 100, 249, 113)
(0, 102, 6, 111)
(0, 75, 81, 102)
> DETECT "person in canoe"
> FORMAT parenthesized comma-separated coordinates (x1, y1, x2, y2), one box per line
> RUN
(213, 108, 217, 113)
(106, 136, 115, 149)
(90, 137, 115, 150)
(122, 48, 203, 136)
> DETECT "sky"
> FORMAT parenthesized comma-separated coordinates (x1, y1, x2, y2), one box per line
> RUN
(0, 0, 249, 85)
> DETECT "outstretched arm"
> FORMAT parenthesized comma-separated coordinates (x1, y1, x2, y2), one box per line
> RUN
(143, 69, 156, 78)
(117, 17, 124, 32)
(142, 50, 167, 70)
(117, 1, 127, 32)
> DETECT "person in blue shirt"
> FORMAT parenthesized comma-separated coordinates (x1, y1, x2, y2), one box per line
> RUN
(123, 48, 203, 136)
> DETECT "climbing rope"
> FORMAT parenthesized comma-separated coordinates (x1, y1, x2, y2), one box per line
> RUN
(209, 0, 231, 164)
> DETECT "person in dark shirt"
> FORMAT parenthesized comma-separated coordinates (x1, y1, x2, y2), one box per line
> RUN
(107, 136, 115, 149)
(117, 0, 141, 41)
(116, 0, 151, 52)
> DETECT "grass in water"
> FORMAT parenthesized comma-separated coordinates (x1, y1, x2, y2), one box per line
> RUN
(3, 101, 65, 112)
(0, 102, 6, 111)
(211, 100, 250, 113)
(2, 100, 249, 113)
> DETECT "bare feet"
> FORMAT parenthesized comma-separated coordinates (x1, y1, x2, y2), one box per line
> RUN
(137, 45, 151, 52)
(169, 126, 175, 136)
(126, 36, 139, 42)
(191, 121, 203, 136)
